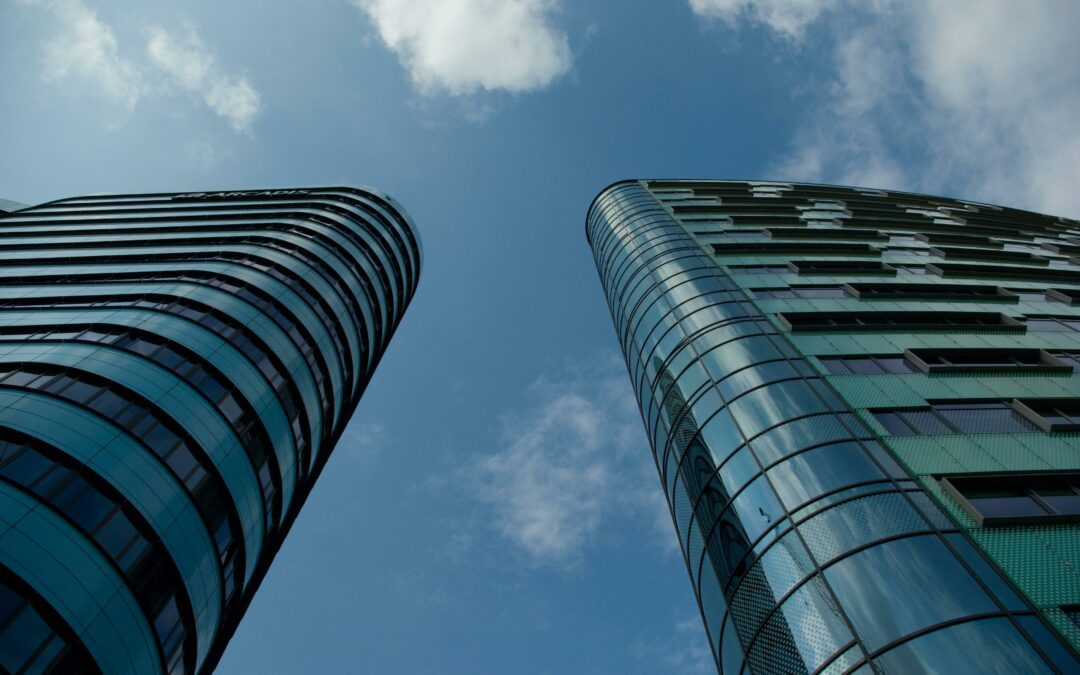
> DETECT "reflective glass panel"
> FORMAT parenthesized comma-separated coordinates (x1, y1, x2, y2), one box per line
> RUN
(824, 535, 996, 651)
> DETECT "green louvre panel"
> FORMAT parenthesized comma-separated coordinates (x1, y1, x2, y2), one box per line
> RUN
(588, 179, 1080, 673)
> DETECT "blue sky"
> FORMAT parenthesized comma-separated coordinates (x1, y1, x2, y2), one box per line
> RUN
(2, 1, 1079, 673)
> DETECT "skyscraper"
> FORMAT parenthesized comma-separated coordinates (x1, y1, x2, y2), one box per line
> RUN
(587, 180, 1080, 673)
(0, 187, 420, 674)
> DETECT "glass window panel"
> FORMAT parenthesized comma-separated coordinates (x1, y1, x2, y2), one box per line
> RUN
(1015, 615, 1079, 672)
(966, 489, 1048, 519)
(0, 449, 51, 486)
(1036, 488, 1080, 515)
(95, 510, 139, 560)
(875, 357, 917, 374)
(873, 617, 1052, 675)
(728, 473, 783, 543)
(937, 407, 1039, 434)
(1026, 319, 1071, 332)
(872, 412, 913, 436)
(825, 535, 997, 651)
(899, 410, 953, 435)
(845, 358, 884, 375)
(0, 605, 51, 672)
(767, 442, 885, 510)
(88, 389, 127, 419)
(0, 585, 21, 625)
(57, 477, 113, 531)
(818, 358, 852, 375)
(58, 380, 98, 404)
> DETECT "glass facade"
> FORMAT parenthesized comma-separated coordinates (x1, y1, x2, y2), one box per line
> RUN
(0, 187, 421, 674)
(587, 180, 1080, 673)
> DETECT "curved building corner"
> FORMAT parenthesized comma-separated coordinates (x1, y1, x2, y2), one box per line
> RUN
(586, 179, 1080, 673)
(0, 186, 420, 674)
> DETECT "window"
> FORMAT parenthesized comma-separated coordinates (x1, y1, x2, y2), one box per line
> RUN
(713, 242, 876, 255)
(1006, 288, 1046, 302)
(872, 402, 1040, 436)
(0, 432, 194, 673)
(1024, 315, 1080, 332)
(726, 264, 789, 275)
(779, 311, 1023, 332)
(930, 262, 1080, 283)
(818, 355, 918, 375)
(753, 286, 846, 300)
(929, 246, 1048, 265)
(843, 282, 1015, 302)
(1012, 399, 1080, 432)
(891, 264, 929, 274)
(941, 473, 1080, 525)
(764, 227, 886, 240)
(904, 348, 1071, 374)
(788, 260, 896, 275)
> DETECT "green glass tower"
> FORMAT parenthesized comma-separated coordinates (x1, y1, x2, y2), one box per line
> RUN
(587, 180, 1080, 673)
(0, 187, 420, 674)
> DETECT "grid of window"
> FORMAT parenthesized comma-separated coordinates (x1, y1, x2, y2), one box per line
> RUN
(0, 430, 193, 674)
(587, 180, 1080, 674)
(0, 293, 312, 473)
(0, 187, 422, 674)
(0, 324, 284, 529)
(0, 365, 245, 607)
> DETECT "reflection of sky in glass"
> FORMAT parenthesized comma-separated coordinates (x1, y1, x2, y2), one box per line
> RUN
(874, 617, 1049, 675)
(825, 535, 997, 651)
(781, 576, 851, 671)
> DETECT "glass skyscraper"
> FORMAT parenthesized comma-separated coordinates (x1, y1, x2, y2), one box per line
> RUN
(587, 180, 1080, 673)
(0, 187, 420, 674)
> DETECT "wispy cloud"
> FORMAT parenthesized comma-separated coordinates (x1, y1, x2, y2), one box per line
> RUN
(147, 27, 261, 133)
(469, 356, 662, 568)
(28, 0, 145, 109)
(22, 0, 260, 133)
(694, 0, 1080, 218)
(351, 0, 572, 95)
(689, 0, 839, 39)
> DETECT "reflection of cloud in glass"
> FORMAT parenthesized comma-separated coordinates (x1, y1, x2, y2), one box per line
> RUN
(824, 535, 996, 651)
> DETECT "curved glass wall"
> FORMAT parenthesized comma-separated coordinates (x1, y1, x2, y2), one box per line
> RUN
(587, 180, 1079, 673)
(0, 187, 421, 674)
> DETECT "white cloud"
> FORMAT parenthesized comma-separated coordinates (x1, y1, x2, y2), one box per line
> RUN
(707, 0, 1080, 218)
(689, 0, 839, 39)
(22, 0, 260, 133)
(147, 27, 261, 133)
(25, 0, 146, 109)
(352, 0, 572, 95)
(471, 357, 659, 567)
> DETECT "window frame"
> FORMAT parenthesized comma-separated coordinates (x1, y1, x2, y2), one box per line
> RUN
(940, 472, 1080, 526)
(903, 348, 1072, 375)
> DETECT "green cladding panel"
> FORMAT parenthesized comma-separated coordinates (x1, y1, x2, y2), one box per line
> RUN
(0, 188, 420, 674)
(587, 179, 1080, 673)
